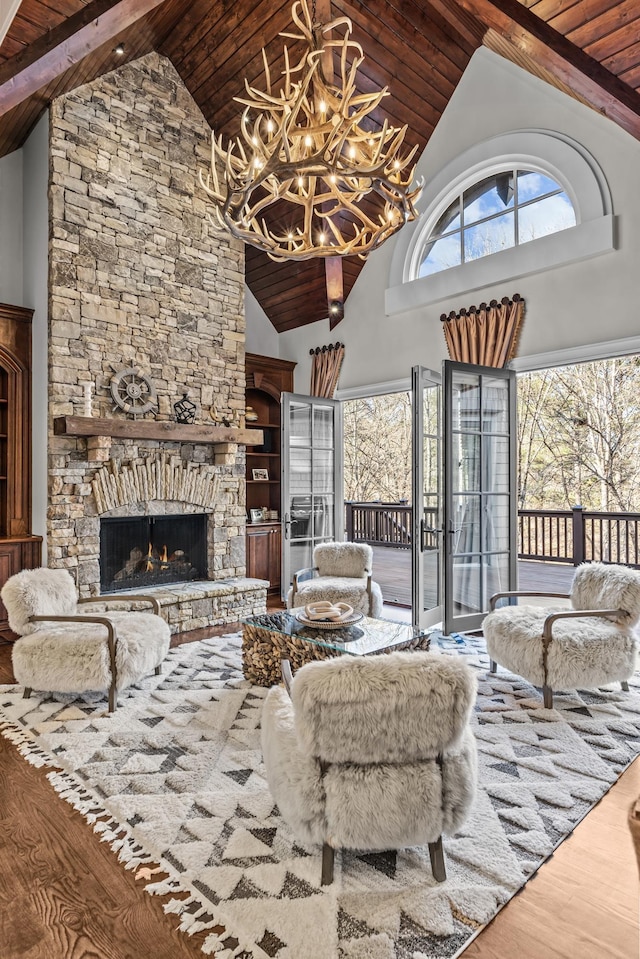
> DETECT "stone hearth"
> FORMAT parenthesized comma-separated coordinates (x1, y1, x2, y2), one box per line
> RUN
(105, 580, 267, 636)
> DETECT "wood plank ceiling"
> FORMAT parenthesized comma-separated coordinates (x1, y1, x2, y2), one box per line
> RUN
(1, 0, 640, 333)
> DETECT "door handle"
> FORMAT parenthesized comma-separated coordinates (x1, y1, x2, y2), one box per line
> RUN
(284, 512, 291, 540)
(420, 518, 442, 551)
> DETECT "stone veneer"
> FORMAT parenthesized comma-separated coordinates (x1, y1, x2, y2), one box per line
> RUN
(47, 52, 254, 611)
(105, 581, 267, 637)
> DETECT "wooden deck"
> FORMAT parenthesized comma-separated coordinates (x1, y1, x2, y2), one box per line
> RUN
(372, 546, 576, 608)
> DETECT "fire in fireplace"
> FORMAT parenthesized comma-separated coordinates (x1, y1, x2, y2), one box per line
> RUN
(100, 514, 208, 592)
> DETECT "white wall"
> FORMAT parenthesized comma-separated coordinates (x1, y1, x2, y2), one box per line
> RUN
(277, 48, 640, 393)
(0, 148, 23, 304)
(245, 285, 280, 357)
(23, 112, 49, 552)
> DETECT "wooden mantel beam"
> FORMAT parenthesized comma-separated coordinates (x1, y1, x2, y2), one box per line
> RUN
(0, 0, 168, 117)
(54, 415, 264, 447)
(449, 0, 640, 141)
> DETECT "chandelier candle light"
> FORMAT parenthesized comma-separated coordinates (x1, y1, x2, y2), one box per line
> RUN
(199, 0, 423, 261)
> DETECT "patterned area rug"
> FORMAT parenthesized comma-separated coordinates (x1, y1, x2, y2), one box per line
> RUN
(1, 631, 639, 959)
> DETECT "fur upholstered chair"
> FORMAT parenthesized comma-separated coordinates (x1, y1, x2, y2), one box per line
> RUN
(483, 562, 640, 708)
(1, 567, 171, 712)
(287, 541, 383, 617)
(261, 651, 478, 884)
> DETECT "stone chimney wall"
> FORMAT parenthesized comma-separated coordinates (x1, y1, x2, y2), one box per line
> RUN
(48, 53, 247, 594)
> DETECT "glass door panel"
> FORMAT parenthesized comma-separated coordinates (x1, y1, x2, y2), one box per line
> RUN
(444, 361, 517, 634)
(281, 393, 343, 601)
(412, 366, 442, 630)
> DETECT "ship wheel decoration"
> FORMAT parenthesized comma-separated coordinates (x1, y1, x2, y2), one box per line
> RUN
(110, 366, 158, 419)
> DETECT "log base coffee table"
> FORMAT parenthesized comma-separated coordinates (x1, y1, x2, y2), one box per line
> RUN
(241, 610, 431, 687)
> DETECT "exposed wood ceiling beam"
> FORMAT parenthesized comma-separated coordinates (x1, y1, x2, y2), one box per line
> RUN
(0, 0, 23, 48)
(450, 0, 640, 140)
(0, 0, 168, 116)
(423, 0, 485, 51)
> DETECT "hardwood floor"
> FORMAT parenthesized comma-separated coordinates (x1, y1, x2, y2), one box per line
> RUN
(1, 627, 638, 958)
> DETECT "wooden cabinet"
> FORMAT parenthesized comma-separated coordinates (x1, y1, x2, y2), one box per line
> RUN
(0, 304, 42, 639)
(0, 537, 42, 637)
(245, 353, 295, 594)
(246, 522, 282, 592)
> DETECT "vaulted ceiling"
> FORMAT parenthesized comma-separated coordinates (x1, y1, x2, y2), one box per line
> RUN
(1, 0, 640, 333)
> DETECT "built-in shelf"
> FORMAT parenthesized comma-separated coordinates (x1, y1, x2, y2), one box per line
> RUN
(245, 352, 296, 596)
(53, 415, 264, 446)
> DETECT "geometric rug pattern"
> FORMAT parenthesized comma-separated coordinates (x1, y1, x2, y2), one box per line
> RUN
(1, 630, 639, 959)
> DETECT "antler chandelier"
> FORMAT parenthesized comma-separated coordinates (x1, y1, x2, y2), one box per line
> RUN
(199, 0, 423, 261)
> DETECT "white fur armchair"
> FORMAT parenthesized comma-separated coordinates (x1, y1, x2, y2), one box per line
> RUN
(261, 651, 477, 884)
(287, 541, 383, 617)
(483, 562, 640, 708)
(2, 567, 171, 712)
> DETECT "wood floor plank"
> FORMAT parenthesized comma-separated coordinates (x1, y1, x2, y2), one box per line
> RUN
(0, 730, 208, 958)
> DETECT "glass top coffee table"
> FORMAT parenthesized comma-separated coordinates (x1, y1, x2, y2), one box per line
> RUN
(241, 610, 430, 687)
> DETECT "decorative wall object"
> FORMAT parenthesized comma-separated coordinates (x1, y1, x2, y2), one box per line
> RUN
(440, 294, 525, 367)
(173, 392, 197, 424)
(82, 381, 93, 417)
(110, 366, 158, 418)
(91, 452, 220, 515)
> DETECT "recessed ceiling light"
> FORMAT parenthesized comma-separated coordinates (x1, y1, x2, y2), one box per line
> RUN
(114, 43, 125, 56)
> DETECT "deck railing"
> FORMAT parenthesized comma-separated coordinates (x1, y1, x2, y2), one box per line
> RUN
(345, 502, 640, 568)
(345, 501, 412, 548)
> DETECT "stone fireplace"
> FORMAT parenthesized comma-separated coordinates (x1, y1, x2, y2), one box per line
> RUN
(45, 53, 266, 628)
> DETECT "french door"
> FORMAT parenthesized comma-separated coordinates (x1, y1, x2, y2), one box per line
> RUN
(281, 393, 343, 601)
(411, 366, 443, 631)
(412, 361, 517, 634)
(443, 361, 517, 633)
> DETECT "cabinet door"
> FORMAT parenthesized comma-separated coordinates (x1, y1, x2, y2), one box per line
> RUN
(246, 527, 272, 583)
(246, 525, 281, 591)
(0, 542, 23, 630)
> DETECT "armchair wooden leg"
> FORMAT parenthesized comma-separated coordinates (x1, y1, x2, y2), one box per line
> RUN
(321, 843, 335, 885)
(428, 836, 446, 882)
(108, 682, 117, 713)
(542, 684, 553, 709)
(622, 680, 630, 692)
(22, 687, 32, 700)
(489, 659, 498, 674)
(155, 665, 162, 675)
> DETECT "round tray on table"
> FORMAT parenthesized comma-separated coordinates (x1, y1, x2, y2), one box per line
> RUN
(295, 611, 364, 629)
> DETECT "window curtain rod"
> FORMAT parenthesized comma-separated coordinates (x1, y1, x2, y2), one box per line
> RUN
(310, 342, 345, 398)
(440, 294, 525, 367)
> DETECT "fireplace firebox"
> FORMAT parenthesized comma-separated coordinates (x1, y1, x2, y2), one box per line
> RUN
(100, 514, 208, 593)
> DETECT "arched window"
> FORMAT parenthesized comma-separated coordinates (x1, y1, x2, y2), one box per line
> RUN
(386, 131, 614, 316)
(418, 168, 576, 278)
